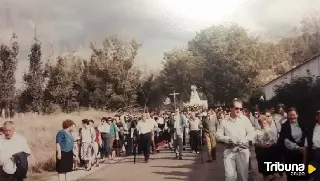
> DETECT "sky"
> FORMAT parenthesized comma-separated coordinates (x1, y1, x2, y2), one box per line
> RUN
(0, 0, 320, 85)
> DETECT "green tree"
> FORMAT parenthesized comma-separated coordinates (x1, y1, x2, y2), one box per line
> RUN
(0, 33, 19, 117)
(87, 36, 142, 109)
(159, 48, 203, 102)
(188, 24, 259, 104)
(43, 55, 83, 113)
(20, 37, 44, 113)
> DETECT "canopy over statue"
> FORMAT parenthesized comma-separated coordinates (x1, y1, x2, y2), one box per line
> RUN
(184, 85, 208, 108)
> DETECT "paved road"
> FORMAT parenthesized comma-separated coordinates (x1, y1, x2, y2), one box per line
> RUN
(79, 144, 286, 181)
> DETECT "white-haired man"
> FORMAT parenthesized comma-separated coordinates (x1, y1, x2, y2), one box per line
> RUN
(216, 100, 255, 181)
(0, 121, 31, 181)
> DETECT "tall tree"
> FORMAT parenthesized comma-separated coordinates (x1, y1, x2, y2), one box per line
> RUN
(20, 37, 44, 113)
(0, 33, 19, 117)
(43, 55, 83, 113)
(159, 48, 203, 102)
(188, 24, 259, 104)
(87, 36, 142, 109)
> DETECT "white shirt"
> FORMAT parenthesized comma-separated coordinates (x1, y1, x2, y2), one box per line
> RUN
(98, 124, 110, 134)
(312, 123, 320, 149)
(81, 127, 94, 143)
(136, 120, 154, 134)
(216, 115, 255, 145)
(284, 122, 302, 150)
(275, 113, 287, 124)
(149, 118, 158, 129)
(157, 117, 164, 124)
(189, 118, 201, 131)
(269, 119, 281, 139)
(0, 132, 31, 174)
(305, 123, 320, 149)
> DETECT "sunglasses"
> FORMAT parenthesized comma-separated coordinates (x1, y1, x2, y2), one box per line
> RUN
(234, 107, 243, 111)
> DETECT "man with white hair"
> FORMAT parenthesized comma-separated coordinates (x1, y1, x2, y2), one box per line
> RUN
(0, 121, 31, 181)
(216, 100, 255, 181)
(172, 108, 187, 160)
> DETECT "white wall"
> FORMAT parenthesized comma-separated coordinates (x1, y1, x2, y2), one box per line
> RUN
(263, 55, 320, 100)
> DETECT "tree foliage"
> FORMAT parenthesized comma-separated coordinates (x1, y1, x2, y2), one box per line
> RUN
(2, 11, 320, 114)
(269, 74, 320, 126)
(19, 37, 45, 113)
(0, 33, 19, 117)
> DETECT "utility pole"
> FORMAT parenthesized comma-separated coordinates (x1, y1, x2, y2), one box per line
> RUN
(169, 90, 179, 110)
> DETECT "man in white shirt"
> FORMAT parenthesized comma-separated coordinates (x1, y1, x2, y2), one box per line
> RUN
(0, 121, 31, 181)
(136, 113, 154, 163)
(147, 113, 158, 154)
(216, 100, 255, 181)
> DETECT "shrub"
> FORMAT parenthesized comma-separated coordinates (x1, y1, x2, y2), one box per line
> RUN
(268, 75, 320, 126)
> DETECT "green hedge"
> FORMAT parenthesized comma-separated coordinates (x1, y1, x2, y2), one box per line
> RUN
(267, 75, 320, 126)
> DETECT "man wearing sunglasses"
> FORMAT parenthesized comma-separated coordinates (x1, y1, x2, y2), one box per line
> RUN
(216, 99, 255, 181)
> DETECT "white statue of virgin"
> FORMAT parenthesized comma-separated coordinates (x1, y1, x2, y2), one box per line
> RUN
(190, 85, 201, 104)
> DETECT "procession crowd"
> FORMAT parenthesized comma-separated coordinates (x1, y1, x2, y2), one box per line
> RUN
(0, 100, 319, 181)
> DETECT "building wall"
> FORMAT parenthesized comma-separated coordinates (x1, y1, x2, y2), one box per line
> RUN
(263, 55, 320, 100)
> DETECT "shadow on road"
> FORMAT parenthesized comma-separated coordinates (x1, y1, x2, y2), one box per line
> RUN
(151, 144, 225, 181)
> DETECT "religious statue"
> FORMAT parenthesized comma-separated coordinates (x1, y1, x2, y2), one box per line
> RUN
(163, 97, 171, 105)
(189, 85, 201, 104)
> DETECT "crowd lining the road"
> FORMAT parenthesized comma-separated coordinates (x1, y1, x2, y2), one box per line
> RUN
(0, 101, 319, 181)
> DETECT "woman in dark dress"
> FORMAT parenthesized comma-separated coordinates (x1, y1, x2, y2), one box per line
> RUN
(56, 119, 75, 181)
(278, 107, 308, 181)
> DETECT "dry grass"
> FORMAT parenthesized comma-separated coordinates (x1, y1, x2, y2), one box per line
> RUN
(0, 109, 113, 173)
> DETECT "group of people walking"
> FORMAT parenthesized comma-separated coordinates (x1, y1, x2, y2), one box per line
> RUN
(1, 100, 320, 181)
(215, 100, 320, 181)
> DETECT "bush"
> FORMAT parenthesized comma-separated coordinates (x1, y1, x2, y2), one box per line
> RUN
(268, 75, 320, 126)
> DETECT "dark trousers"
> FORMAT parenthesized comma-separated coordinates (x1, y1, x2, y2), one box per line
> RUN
(284, 150, 308, 181)
(0, 167, 14, 181)
(183, 131, 186, 147)
(310, 149, 320, 181)
(174, 136, 183, 157)
(125, 134, 133, 155)
(140, 132, 152, 160)
(189, 130, 200, 152)
(101, 133, 110, 158)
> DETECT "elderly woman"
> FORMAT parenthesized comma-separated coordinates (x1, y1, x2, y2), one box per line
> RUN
(254, 115, 277, 181)
(56, 119, 75, 181)
(80, 119, 95, 171)
(278, 107, 308, 181)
